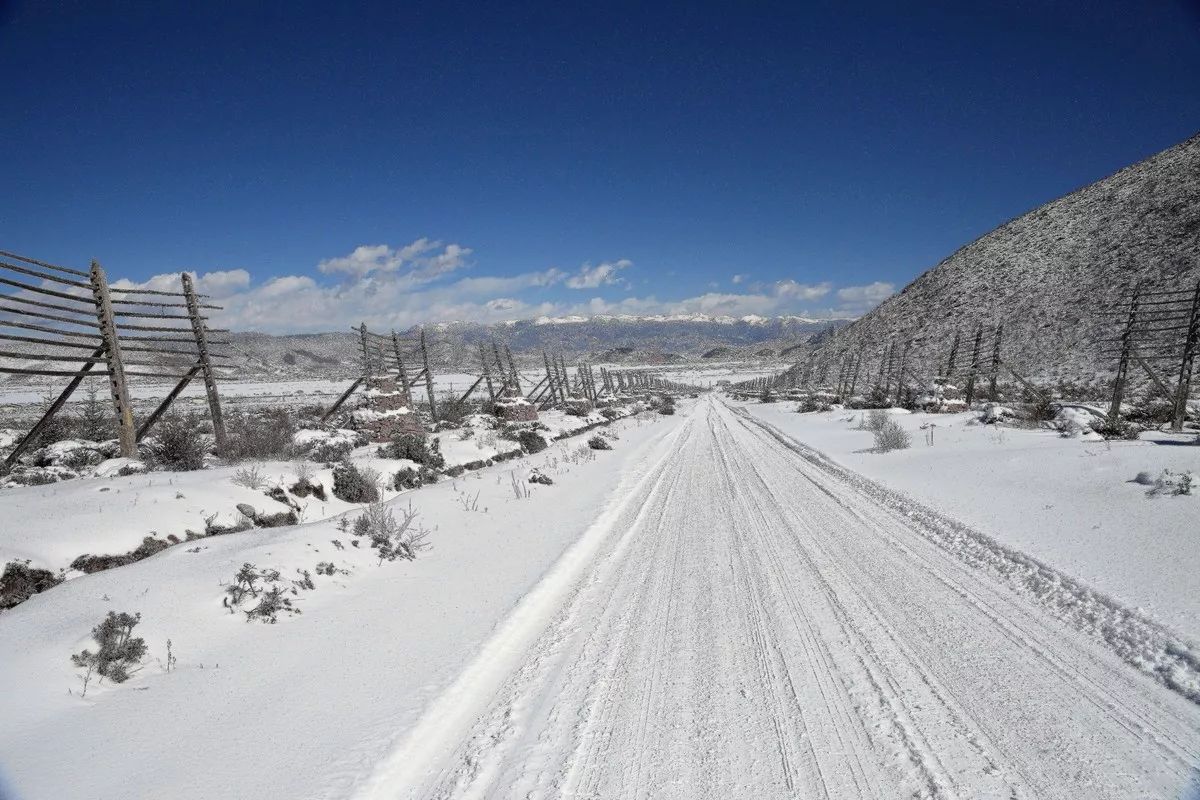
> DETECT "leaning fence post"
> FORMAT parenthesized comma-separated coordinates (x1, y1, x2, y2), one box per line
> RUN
(1107, 284, 1142, 428)
(964, 326, 984, 407)
(1170, 279, 1200, 432)
(988, 324, 1003, 401)
(90, 260, 136, 458)
(420, 328, 437, 421)
(181, 272, 226, 452)
(391, 331, 412, 396)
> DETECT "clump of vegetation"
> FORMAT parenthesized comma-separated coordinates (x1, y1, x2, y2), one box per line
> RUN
(1, 560, 63, 610)
(587, 435, 613, 451)
(306, 437, 354, 463)
(860, 409, 889, 432)
(244, 586, 299, 623)
(658, 395, 676, 415)
(231, 463, 266, 489)
(377, 433, 445, 469)
(222, 409, 297, 462)
(798, 397, 830, 413)
(599, 407, 621, 421)
(353, 501, 431, 562)
(1145, 469, 1194, 497)
(759, 388, 776, 403)
(71, 611, 147, 692)
(332, 461, 380, 503)
(145, 413, 208, 471)
(75, 386, 116, 442)
(391, 466, 438, 490)
(873, 419, 911, 452)
(516, 429, 548, 453)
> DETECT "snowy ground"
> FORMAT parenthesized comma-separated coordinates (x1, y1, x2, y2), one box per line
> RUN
(738, 400, 1200, 639)
(0, 408, 682, 800)
(2, 396, 1198, 799)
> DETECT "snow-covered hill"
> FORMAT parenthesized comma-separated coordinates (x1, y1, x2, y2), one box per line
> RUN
(795, 131, 1200, 389)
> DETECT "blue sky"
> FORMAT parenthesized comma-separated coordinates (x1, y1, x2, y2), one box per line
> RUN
(2, 1, 1198, 332)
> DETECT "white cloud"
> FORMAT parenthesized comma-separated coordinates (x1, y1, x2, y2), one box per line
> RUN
(731, 273, 748, 284)
(565, 259, 632, 289)
(835, 281, 894, 305)
(316, 239, 471, 282)
(773, 280, 831, 301)
(105, 242, 895, 334)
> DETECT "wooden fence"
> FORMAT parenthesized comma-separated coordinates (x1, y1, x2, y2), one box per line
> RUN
(0, 249, 231, 471)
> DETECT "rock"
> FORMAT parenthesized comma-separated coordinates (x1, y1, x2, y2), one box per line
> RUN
(236, 503, 258, 520)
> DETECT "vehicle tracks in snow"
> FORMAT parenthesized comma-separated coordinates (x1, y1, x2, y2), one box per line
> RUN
(354, 395, 1200, 800)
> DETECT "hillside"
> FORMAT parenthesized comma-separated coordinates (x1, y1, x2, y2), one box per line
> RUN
(794, 132, 1200, 391)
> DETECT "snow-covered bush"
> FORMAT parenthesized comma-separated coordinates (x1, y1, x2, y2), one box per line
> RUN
(873, 419, 911, 452)
(308, 438, 353, 463)
(244, 586, 299, 624)
(599, 407, 621, 421)
(1145, 470, 1194, 497)
(980, 403, 1016, 425)
(798, 397, 831, 413)
(231, 464, 266, 489)
(332, 461, 380, 503)
(71, 611, 147, 686)
(353, 501, 430, 562)
(658, 395, 677, 415)
(377, 433, 445, 469)
(145, 413, 207, 471)
(862, 409, 888, 432)
(391, 465, 437, 490)
(587, 435, 613, 450)
(516, 429, 548, 454)
(1, 560, 63, 610)
(222, 409, 296, 462)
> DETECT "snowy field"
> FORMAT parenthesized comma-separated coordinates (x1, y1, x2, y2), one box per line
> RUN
(2, 394, 1198, 799)
(737, 400, 1200, 639)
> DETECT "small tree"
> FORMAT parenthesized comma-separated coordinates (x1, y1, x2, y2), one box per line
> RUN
(873, 419, 911, 452)
(332, 461, 380, 503)
(146, 413, 207, 471)
(516, 429, 548, 454)
(71, 611, 147, 686)
(76, 385, 115, 442)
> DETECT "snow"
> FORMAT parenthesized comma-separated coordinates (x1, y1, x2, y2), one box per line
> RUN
(0, 409, 682, 800)
(740, 400, 1200, 638)
(4, 396, 1199, 799)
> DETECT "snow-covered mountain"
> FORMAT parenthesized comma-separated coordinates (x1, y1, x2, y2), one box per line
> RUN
(793, 131, 1200, 390)
(212, 315, 850, 379)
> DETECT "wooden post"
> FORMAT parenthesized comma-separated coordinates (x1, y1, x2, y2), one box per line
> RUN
(181, 272, 226, 451)
(358, 323, 372, 381)
(988, 324, 1003, 401)
(1170, 279, 1200, 432)
(881, 340, 896, 400)
(480, 343, 496, 401)
(504, 344, 521, 392)
(964, 326, 984, 407)
(848, 351, 863, 398)
(875, 340, 891, 393)
(137, 364, 203, 442)
(893, 340, 910, 405)
(90, 260, 136, 458)
(419, 328, 437, 421)
(542, 351, 559, 405)
(945, 330, 961, 379)
(391, 331, 412, 396)
(1108, 284, 1141, 427)
(2, 350, 103, 472)
(558, 354, 571, 397)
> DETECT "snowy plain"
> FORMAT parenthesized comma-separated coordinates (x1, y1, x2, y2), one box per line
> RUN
(0, 409, 683, 800)
(738, 400, 1200, 639)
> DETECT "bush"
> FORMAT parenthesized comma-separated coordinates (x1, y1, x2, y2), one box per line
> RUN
(354, 501, 431, 562)
(587, 435, 613, 450)
(146, 413, 207, 471)
(308, 438, 354, 463)
(798, 398, 830, 414)
(517, 430, 548, 454)
(377, 433, 445, 469)
(71, 611, 147, 686)
(1, 560, 63, 610)
(873, 419, 911, 452)
(75, 386, 115, 442)
(392, 466, 421, 490)
(332, 461, 380, 503)
(222, 409, 297, 461)
(759, 389, 776, 403)
(863, 409, 889, 432)
(599, 407, 621, 421)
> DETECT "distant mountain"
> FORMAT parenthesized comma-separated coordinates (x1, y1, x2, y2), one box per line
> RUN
(791, 131, 1200, 391)
(216, 315, 851, 380)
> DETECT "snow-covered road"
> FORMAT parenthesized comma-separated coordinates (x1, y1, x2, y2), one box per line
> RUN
(357, 395, 1200, 799)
